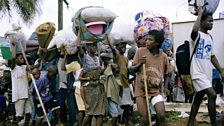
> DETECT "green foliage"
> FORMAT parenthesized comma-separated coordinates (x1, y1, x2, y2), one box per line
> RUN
(166, 111, 180, 123)
(0, 0, 42, 24)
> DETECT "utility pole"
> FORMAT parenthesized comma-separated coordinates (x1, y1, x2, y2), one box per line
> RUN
(58, 0, 63, 31)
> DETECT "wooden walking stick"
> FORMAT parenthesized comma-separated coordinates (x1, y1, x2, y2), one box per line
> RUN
(143, 63, 152, 126)
(18, 42, 51, 126)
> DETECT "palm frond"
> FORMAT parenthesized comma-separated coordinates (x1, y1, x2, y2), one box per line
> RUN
(13, 0, 42, 24)
(0, 0, 11, 18)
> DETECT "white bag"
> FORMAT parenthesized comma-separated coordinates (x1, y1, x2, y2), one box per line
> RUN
(5, 30, 26, 53)
(81, 7, 117, 23)
(109, 22, 136, 46)
(188, 0, 220, 15)
(47, 26, 77, 55)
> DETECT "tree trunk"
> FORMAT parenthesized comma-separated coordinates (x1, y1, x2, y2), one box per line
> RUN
(58, 0, 63, 31)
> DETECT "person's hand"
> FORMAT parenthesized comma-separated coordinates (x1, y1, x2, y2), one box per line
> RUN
(140, 56, 146, 65)
(163, 88, 170, 96)
(10, 41, 16, 47)
(84, 103, 90, 109)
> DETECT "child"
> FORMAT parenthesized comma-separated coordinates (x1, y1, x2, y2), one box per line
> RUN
(187, 6, 224, 126)
(79, 42, 107, 126)
(104, 63, 123, 126)
(131, 30, 171, 126)
(107, 36, 134, 126)
(31, 66, 63, 126)
(10, 42, 32, 126)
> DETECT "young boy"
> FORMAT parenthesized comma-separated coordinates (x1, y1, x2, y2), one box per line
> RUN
(187, 6, 224, 126)
(131, 30, 171, 126)
(107, 36, 134, 126)
(10, 42, 32, 126)
(32, 66, 63, 126)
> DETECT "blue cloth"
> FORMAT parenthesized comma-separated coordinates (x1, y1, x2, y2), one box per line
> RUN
(213, 69, 221, 79)
(35, 75, 53, 103)
(161, 35, 172, 52)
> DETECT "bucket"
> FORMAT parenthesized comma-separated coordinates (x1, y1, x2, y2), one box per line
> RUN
(0, 42, 12, 60)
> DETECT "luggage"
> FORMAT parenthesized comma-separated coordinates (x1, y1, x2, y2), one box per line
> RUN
(188, 0, 220, 15)
(35, 22, 57, 61)
(72, 6, 116, 42)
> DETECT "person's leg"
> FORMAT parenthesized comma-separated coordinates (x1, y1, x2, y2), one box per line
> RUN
(136, 96, 148, 126)
(121, 105, 132, 125)
(67, 89, 77, 126)
(187, 90, 205, 126)
(77, 111, 85, 126)
(56, 88, 67, 122)
(95, 115, 103, 126)
(111, 117, 117, 126)
(24, 98, 32, 126)
(82, 115, 92, 126)
(15, 99, 25, 125)
(204, 87, 217, 126)
(35, 118, 43, 126)
(154, 101, 165, 126)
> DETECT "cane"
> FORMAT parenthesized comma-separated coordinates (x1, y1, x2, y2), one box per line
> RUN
(143, 63, 152, 126)
(18, 42, 51, 126)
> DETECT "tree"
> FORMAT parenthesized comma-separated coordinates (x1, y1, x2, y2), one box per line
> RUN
(0, 0, 42, 24)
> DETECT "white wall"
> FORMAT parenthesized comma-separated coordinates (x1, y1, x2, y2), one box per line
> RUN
(172, 18, 224, 67)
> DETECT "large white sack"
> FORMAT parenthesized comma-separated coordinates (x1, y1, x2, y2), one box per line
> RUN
(109, 22, 136, 46)
(5, 30, 26, 53)
(48, 26, 77, 55)
(81, 7, 117, 23)
(188, 0, 220, 15)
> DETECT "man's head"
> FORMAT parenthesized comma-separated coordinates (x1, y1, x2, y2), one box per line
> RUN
(47, 65, 58, 80)
(85, 42, 97, 54)
(32, 68, 41, 80)
(201, 13, 213, 31)
(143, 30, 164, 50)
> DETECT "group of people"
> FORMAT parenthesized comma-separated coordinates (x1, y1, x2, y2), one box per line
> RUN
(0, 5, 224, 126)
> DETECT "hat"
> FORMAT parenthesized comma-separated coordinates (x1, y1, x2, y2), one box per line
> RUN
(65, 61, 81, 74)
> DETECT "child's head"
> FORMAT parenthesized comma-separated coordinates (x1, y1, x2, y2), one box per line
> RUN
(85, 42, 97, 54)
(144, 30, 164, 50)
(47, 65, 58, 80)
(15, 53, 25, 65)
(201, 13, 213, 31)
(127, 48, 136, 60)
(32, 68, 41, 80)
(111, 64, 120, 77)
(115, 42, 127, 55)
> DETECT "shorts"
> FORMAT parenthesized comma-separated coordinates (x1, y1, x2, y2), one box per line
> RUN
(74, 88, 85, 111)
(34, 99, 60, 119)
(108, 99, 123, 117)
(192, 78, 212, 92)
(15, 98, 32, 117)
(150, 94, 164, 106)
(121, 87, 134, 106)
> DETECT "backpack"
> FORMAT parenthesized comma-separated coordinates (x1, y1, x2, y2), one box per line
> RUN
(176, 36, 200, 75)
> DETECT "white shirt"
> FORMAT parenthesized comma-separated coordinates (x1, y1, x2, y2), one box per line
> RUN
(190, 31, 214, 81)
(11, 65, 29, 102)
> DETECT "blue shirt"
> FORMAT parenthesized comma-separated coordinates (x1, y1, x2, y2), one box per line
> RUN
(35, 75, 53, 103)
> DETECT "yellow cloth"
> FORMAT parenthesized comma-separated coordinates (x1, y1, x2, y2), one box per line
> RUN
(65, 61, 81, 74)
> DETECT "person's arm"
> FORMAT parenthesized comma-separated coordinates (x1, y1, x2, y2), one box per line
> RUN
(76, 30, 85, 58)
(10, 42, 17, 69)
(106, 35, 117, 57)
(211, 55, 224, 81)
(80, 86, 89, 109)
(61, 48, 67, 71)
(78, 70, 90, 81)
(191, 5, 203, 41)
